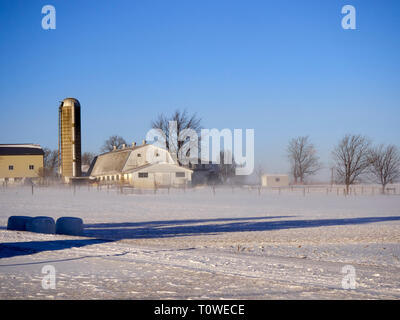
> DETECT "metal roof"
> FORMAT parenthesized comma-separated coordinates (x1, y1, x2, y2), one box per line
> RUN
(60, 98, 81, 108)
(0, 144, 44, 156)
(90, 149, 131, 176)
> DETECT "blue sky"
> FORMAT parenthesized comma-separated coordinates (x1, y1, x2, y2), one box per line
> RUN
(0, 0, 399, 179)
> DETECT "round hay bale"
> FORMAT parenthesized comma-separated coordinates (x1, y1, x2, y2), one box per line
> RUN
(56, 217, 83, 236)
(7, 216, 33, 231)
(26, 216, 56, 234)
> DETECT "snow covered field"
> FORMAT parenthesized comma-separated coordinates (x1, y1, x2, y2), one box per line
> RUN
(1, 185, 400, 299)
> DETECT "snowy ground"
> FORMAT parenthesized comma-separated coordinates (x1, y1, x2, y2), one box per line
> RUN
(1, 185, 400, 299)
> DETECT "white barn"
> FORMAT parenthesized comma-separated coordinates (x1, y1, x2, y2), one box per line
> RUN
(89, 143, 192, 188)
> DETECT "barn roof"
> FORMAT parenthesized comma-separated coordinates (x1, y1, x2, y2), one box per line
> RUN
(0, 144, 44, 156)
(90, 144, 188, 177)
(90, 149, 131, 176)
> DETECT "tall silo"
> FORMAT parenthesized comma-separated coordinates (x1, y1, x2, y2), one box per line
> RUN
(58, 98, 82, 180)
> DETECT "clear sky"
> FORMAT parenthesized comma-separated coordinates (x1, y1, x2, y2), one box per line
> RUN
(0, 0, 399, 180)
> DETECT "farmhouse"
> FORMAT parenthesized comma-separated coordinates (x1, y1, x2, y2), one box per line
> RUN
(89, 142, 192, 188)
(0, 144, 44, 184)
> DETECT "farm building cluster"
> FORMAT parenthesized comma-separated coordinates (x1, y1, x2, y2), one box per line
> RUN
(1, 97, 289, 188)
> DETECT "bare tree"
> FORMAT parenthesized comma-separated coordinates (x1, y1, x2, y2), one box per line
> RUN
(101, 135, 127, 153)
(43, 148, 59, 177)
(255, 164, 264, 185)
(367, 144, 400, 193)
(332, 134, 371, 194)
(217, 150, 237, 183)
(151, 109, 202, 164)
(287, 136, 321, 184)
(82, 152, 96, 166)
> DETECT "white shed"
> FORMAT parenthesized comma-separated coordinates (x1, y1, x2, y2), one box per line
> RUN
(261, 174, 289, 187)
(125, 162, 193, 188)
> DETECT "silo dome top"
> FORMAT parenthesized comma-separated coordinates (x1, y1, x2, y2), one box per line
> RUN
(60, 98, 80, 108)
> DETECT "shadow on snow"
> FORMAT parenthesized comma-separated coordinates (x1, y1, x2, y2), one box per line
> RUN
(0, 239, 112, 259)
(1, 215, 400, 259)
(83, 215, 400, 240)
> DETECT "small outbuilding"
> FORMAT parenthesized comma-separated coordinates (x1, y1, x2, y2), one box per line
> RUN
(124, 162, 193, 188)
(261, 174, 289, 188)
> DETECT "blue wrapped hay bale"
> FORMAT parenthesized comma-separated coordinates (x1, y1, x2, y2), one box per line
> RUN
(56, 217, 83, 236)
(26, 216, 56, 234)
(7, 216, 33, 231)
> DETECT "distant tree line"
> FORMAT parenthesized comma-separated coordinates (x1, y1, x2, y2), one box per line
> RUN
(287, 134, 400, 194)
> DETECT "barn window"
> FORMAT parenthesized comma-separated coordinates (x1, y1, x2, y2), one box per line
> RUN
(8, 165, 14, 170)
(138, 172, 148, 178)
(176, 172, 185, 178)
(29, 165, 34, 170)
